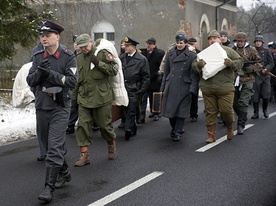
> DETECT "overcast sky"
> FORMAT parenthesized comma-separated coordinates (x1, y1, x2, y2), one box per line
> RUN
(237, 0, 276, 10)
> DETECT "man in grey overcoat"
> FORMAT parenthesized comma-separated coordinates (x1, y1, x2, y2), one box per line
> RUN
(160, 33, 199, 141)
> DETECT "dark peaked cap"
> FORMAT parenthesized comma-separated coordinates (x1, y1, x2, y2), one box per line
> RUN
(124, 36, 139, 46)
(37, 19, 64, 34)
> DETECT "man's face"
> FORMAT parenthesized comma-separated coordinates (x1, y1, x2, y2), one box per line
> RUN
(146, 43, 155, 52)
(176, 40, 186, 50)
(124, 44, 135, 54)
(220, 35, 227, 43)
(236, 40, 245, 48)
(208, 36, 221, 45)
(269, 48, 276, 54)
(79, 41, 93, 54)
(255, 40, 263, 48)
(121, 42, 125, 50)
(40, 32, 59, 48)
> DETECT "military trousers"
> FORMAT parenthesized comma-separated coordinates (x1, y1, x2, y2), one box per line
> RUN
(252, 76, 271, 102)
(76, 103, 116, 147)
(201, 88, 235, 126)
(233, 83, 254, 113)
(36, 108, 70, 167)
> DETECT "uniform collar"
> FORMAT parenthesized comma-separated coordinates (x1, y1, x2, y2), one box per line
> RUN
(43, 45, 62, 59)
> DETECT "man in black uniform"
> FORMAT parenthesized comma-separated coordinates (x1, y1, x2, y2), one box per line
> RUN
(27, 19, 77, 202)
(120, 36, 150, 140)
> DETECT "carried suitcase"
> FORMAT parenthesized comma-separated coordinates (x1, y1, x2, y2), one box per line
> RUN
(112, 105, 125, 123)
(152, 92, 163, 113)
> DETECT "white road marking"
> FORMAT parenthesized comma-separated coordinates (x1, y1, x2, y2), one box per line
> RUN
(267, 111, 276, 118)
(196, 124, 254, 152)
(88, 171, 164, 206)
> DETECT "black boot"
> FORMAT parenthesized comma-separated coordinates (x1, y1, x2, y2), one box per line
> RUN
(237, 111, 247, 135)
(55, 160, 71, 189)
(251, 102, 259, 119)
(38, 167, 60, 202)
(262, 99, 269, 118)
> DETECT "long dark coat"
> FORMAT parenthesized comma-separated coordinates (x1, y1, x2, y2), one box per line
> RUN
(120, 51, 150, 102)
(160, 46, 198, 118)
(141, 47, 165, 91)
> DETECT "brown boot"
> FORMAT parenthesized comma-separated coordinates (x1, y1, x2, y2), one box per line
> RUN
(206, 124, 216, 143)
(226, 122, 234, 140)
(107, 140, 116, 160)
(74, 147, 90, 167)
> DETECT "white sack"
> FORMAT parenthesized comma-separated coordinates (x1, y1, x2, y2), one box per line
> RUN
(94, 39, 129, 106)
(12, 62, 35, 108)
(197, 42, 227, 80)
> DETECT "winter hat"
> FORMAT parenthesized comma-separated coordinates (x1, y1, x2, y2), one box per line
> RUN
(234, 32, 247, 41)
(219, 30, 228, 37)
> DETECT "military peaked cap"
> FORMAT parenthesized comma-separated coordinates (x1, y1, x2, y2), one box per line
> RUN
(37, 19, 64, 34)
(124, 36, 139, 46)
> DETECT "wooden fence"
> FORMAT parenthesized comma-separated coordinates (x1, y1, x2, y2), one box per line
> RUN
(0, 70, 18, 97)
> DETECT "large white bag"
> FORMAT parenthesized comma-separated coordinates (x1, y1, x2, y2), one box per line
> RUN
(197, 42, 227, 80)
(94, 39, 129, 106)
(12, 62, 35, 108)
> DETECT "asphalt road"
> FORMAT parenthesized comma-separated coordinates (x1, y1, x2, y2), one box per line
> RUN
(1, 99, 276, 206)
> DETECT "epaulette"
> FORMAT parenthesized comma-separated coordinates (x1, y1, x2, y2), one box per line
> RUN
(63, 49, 74, 56)
(34, 50, 45, 56)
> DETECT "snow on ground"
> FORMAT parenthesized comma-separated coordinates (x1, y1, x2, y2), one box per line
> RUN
(0, 97, 36, 146)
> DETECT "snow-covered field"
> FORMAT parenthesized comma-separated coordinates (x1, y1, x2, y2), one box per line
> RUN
(0, 97, 36, 146)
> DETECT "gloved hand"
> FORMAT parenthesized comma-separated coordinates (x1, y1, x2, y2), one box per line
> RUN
(197, 59, 206, 69)
(90, 55, 99, 66)
(224, 58, 233, 67)
(72, 99, 78, 107)
(38, 58, 50, 78)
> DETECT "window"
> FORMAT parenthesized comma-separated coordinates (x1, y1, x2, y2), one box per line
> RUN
(94, 33, 104, 40)
(92, 20, 115, 44)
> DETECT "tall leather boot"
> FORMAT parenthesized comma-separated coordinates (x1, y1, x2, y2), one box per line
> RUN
(55, 159, 71, 189)
(38, 167, 60, 202)
(251, 102, 259, 119)
(206, 124, 216, 143)
(226, 122, 234, 140)
(262, 98, 269, 118)
(237, 111, 247, 135)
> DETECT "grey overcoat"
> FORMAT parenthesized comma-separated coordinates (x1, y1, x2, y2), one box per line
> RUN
(160, 46, 198, 118)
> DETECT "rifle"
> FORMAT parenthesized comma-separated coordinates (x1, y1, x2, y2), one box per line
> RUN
(243, 60, 276, 78)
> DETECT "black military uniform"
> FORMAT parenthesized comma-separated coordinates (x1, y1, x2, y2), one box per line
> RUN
(26, 19, 77, 202)
(120, 36, 150, 140)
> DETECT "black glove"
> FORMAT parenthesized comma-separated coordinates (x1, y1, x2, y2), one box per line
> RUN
(90, 55, 99, 66)
(71, 100, 78, 107)
(38, 58, 50, 78)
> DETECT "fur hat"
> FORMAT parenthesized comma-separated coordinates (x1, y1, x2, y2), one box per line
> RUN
(234, 32, 247, 41)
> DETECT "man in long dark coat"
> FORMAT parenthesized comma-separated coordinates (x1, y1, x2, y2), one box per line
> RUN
(160, 33, 199, 142)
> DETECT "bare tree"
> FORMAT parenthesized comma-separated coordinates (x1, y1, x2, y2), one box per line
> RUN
(237, 2, 276, 37)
